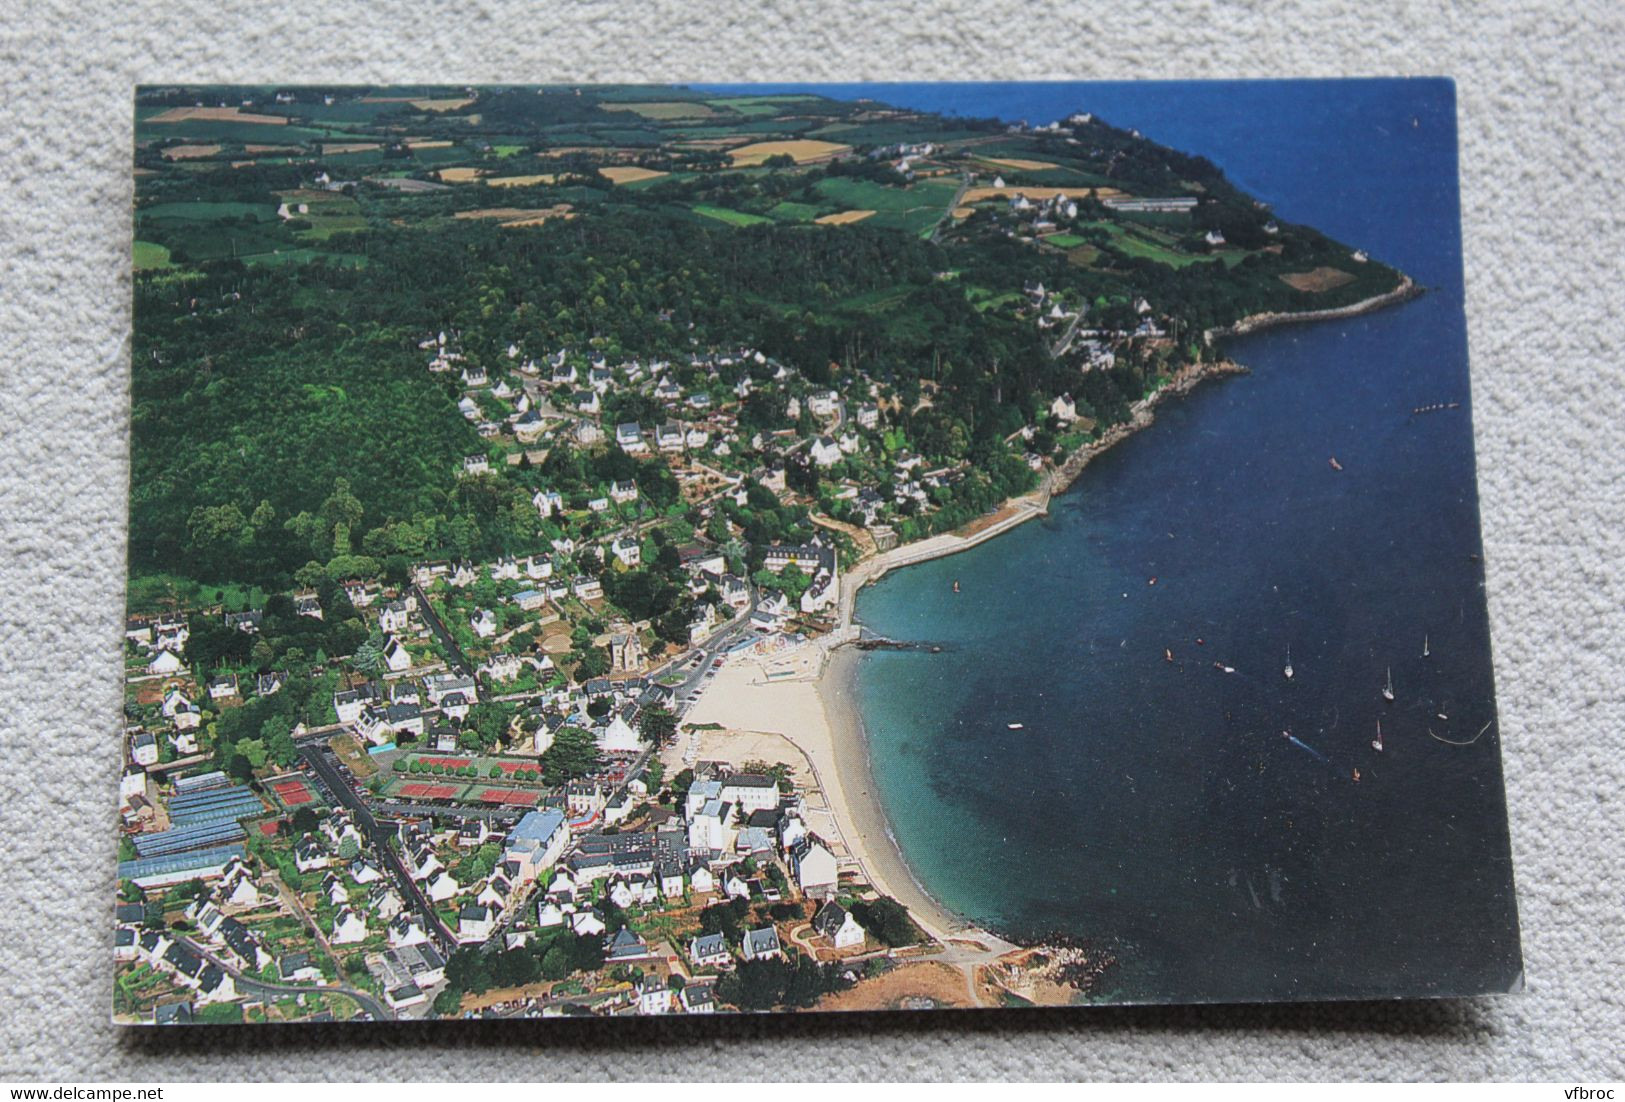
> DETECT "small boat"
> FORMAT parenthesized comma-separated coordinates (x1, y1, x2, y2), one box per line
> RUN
(1148, 576, 1157, 586)
(1329, 457, 1343, 471)
(1352, 768, 1362, 782)
(1164, 648, 1174, 663)
(1382, 667, 1394, 702)
(1007, 722, 1024, 730)
(1371, 720, 1384, 753)
(1283, 646, 1294, 680)
(1212, 661, 1235, 674)
(952, 580, 960, 593)
(1422, 634, 1431, 658)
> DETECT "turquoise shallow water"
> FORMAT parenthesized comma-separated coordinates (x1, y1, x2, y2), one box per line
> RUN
(768, 80, 1519, 1003)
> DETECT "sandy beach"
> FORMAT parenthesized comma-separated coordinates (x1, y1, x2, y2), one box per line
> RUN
(676, 636, 1006, 950)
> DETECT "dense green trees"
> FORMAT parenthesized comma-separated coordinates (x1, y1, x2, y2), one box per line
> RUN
(714, 952, 849, 1011)
(539, 725, 602, 782)
(849, 895, 924, 947)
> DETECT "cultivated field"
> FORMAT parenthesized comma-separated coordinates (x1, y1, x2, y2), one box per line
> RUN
(161, 144, 221, 161)
(411, 97, 475, 112)
(1280, 266, 1356, 292)
(486, 174, 557, 188)
(815, 209, 875, 225)
(961, 184, 1126, 204)
(322, 142, 381, 155)
(728, 139, 851, 166)
(148, 105, 288, 126)
(453, 205, 575, 227)
(437, 167, 486, 183)
(691, 204, 773, 227)
(599, 166, 667, 185)
(981, 157, 1060, 171)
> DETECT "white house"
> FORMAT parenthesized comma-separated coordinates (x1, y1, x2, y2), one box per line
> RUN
(147, 649, 184, 676)
(741, 926, 783, 962)
(809, 436, 842, 467)
(382, 635, 412, 672)
(330, 908, 368, 945)
(471, 609, 497, 639)
(611, 537, 641, 568)
(688, 932, 732, 969)
(457, 903, 498, 944)
(813, 901, 866, 949)
(789, 834, 839, 900)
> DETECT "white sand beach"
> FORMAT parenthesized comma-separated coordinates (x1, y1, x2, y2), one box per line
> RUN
(675, 636, 1010, 951)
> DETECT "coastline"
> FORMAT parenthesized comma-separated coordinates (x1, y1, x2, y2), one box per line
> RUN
(831, 272, 1424, 636)
(677, 637, 999, 949)
(684, 273, 1422, 951)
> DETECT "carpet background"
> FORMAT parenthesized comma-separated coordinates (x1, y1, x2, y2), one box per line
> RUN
(2, 0, 1621, 1081)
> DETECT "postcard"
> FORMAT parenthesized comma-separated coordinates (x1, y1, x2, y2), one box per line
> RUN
(117, 80, 1520, 1024)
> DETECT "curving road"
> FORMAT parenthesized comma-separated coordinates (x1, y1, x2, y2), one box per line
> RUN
(177, 933, 391, 1020)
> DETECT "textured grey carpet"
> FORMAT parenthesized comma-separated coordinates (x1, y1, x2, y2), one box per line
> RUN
(3, 0, 1622, 1081)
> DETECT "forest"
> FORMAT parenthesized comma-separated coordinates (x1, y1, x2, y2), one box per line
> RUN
(131, 87, 1403, 603)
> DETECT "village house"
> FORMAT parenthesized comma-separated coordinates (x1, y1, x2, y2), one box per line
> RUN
(656, 422, 685, 453)
(330, 907, 367, 945)
(741, 926, 783, 962)
(789, 834, 839, 900)
(458, 902, 498, 944)
(814, 901, 867, 949)
(616, 422, 646, 454)
(689, 932, 732, 970)
(382, 635, 412, 673)
(147, 649, 184, 676)
(809, 436, 842, 467)
(611, 536, 641, 568)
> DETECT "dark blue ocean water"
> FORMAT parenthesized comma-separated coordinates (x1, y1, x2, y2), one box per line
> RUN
(703, 81, 1522, 1002)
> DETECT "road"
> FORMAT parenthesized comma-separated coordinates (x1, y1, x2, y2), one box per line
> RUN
(412, 582, 472, 675)
(297, 741, 456, 951)
(929, 172, 973, 244)
(661, 595, 760, 714)
(177, 934, 392, 1021)
(1048, 305, 1087, 358)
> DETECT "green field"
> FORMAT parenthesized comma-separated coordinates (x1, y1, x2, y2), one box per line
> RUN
(138, 201, 279, 222)
(691, 204, 774, 227)
(814, 176, 952, 233)
(767, 200, 828, 222)
(1081, 220, 1243, 269)
(1041, 233, 1086, 248)
(242, 248, 370, 268)
(133, 241, 173, 270)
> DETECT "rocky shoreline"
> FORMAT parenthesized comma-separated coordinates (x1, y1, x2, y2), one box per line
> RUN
(1046, 358, 1251, 498)
(1203, 274, 1421, 342)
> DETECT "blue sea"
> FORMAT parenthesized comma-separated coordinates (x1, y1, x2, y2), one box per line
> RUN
(703, 81, 1523, 1002)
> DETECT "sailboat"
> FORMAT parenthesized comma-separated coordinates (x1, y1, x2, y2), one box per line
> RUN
(952, 580, 960, 593)
(1382, 667, 1394, 702)
(1371, 720, 1384, 753)
(1283, 646, 1294, 680)
(1422, 634, 1431, 658)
